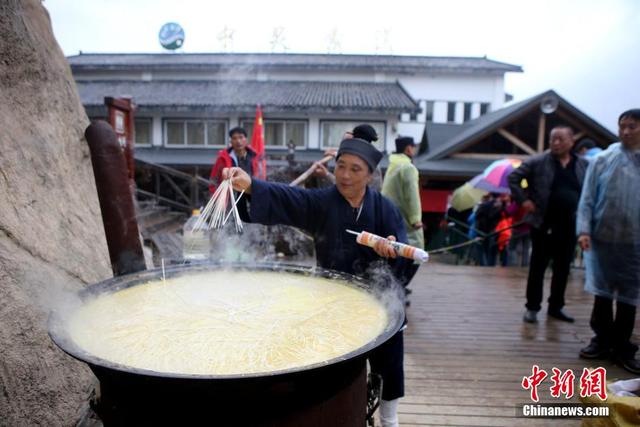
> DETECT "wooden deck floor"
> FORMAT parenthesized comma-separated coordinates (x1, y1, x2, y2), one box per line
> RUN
(398, 262, 640, 426)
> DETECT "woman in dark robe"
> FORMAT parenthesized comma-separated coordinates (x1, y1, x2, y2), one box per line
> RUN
(223, 137, 411, 427)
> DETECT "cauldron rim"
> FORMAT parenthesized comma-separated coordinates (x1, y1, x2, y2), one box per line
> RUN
(49, 261, 404, 380)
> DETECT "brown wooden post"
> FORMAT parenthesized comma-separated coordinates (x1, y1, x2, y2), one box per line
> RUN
(85, 121, 146, 276)
(537, 113, 546, 153)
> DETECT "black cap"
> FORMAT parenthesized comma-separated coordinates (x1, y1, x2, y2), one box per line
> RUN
(352, 124, 378, 143)
(336, 138, 383, 172)
(395, 136, 416, 153)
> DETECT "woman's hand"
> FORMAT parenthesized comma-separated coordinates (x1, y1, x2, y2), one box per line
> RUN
(222, 167, 252, 194)
(313, 162, 330, 178)
(373, 235, 398, 258)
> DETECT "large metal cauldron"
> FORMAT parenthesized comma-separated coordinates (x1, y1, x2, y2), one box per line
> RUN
(49, 262, 404, 426)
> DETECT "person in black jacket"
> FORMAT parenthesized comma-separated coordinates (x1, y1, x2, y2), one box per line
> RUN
(508, 125, 589, 324)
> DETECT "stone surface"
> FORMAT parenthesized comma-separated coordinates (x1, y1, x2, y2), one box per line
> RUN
(0, 1, 112, 425)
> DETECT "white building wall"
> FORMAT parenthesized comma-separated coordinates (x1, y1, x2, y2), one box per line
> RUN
(308, 118, 320, 149)
(454, 101, 464, 124)
(491, 75, 505, 111)
(398, 74, 504, 111)
(433, 101, 448, 123)
(151, 113, 162, 147)
(471, 102, 481, 120)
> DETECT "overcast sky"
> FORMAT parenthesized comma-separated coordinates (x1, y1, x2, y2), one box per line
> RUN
(45, 0, 639, 132)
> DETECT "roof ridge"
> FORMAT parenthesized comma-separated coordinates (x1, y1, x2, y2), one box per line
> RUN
(70, 52, 513, 60)
(77, 79, 404, 86)
(420, 89, 618, 162)
(67, 52, 522, 72)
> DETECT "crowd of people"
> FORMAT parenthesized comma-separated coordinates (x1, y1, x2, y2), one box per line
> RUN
(206, 108, 639, 424)
(448, 109, 640, 374)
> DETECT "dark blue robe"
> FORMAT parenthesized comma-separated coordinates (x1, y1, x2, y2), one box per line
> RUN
(241, 179, 409, 400)
(245, 179, 410, 282)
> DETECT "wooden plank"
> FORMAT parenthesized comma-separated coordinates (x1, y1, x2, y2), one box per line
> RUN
(393, 263, 640, 426)
(555, 110, 589, 137)
(398, 412, 579, 426)
(537, 113, 546, 152)
(497, 128, 537, 155)
(161, 173, 191, 205)
(398, 403, 516, 417)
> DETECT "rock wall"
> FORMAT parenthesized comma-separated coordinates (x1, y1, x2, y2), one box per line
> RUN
(0, 1, 112, 425)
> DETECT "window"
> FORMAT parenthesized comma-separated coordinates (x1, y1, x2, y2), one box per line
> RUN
(186, 122, 204, 146)
(463, 103, 473, 122)
(134, 118, 152, 146)
(320, 121, 385, 151)
(425, 101, 435, 122)
(447, 102, 457, 123)
(480, 103, 491, 116)
(206, 121, 226, 147)
(241, 119, 307, 148)
(164, 119, 227, 147)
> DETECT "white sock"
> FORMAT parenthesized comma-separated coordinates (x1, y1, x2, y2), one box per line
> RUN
(379, 398, 399, 427)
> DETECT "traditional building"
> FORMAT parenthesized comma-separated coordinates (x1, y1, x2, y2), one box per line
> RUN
(413, 89, 617, 245)
(68, 52, 521, 162)
(68, 53, 616, 245)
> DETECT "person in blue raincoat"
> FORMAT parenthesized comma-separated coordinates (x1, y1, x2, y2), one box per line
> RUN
(577, 109, 640, 374)
(223, 137, 412, 427)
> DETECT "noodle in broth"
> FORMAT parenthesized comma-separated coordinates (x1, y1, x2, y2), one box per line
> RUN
(66, 271, 388, 375)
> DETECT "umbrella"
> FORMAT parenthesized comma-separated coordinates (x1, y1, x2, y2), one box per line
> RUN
(450, 182, 487, 212)
(471, 158, 522, 194)
(469, 174, 510, 194)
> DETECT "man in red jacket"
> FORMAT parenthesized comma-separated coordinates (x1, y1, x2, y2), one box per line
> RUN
(209, 126, 260, 193)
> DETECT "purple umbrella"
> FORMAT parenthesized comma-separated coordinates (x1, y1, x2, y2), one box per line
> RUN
(469, 174, 511, 194)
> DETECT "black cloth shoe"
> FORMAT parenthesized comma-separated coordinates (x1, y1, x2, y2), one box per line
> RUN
(580, 341, 610, 359)
(548, 309, 574, 323)
(523, 310, 538, 323)
(613, 356, 640, 375)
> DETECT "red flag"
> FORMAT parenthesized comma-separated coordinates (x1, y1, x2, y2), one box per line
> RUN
(250, 104, 266, 179)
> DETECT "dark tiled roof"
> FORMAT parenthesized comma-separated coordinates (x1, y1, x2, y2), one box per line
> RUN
(418, 89, 618, 161)
(423, 123, 471, 154)
(68, 53, 522, 74)
(76, 80, 418, 114)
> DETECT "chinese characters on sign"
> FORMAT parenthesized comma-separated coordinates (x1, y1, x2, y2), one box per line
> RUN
(522, 366, 607, 402)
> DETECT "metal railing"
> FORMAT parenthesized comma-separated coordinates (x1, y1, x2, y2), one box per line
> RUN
(135, 159, 212, 212)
